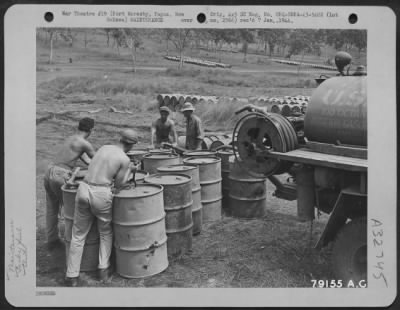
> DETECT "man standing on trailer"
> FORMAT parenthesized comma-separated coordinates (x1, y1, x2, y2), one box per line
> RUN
(151, 106, 178, 148)
(44, 117, 96, 251)
(181, 102, 203, 150)
(65, 129, 140, 287)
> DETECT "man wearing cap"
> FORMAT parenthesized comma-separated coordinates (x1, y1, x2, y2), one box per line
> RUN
(151, 106, 178, 148)
(65, 129, 140, 286)
(44, 117, 96, 251)
(181, 102, 203, 150)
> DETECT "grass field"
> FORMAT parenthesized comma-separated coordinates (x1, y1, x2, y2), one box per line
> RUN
(36, 30, 359, 287)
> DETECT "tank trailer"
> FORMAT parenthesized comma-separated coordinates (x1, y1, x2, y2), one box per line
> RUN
(232, 52, 367, 283)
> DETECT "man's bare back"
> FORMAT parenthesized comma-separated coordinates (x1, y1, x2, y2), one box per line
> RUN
(85, 145, 131, 188)
(54, 134, 95, 169)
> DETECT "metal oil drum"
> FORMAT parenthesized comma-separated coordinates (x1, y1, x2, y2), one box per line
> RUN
(183, 156, 222, 222)
(157, 165, 202, 235)
(62, 183, 100, 272)
(142, 153, 180, 174)
(112, 183, 168, 278)
(145, 174, 193, 257)
(304, 76, 367, 146)
(228, 160, 267, 218)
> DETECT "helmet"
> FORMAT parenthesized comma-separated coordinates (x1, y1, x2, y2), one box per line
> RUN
(181, 102, 195, 112)
(159, 106, 171, 114)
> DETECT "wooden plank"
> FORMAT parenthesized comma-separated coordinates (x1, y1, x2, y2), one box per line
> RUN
(306, 141, 367, 159)
(267, 149, 367, 172)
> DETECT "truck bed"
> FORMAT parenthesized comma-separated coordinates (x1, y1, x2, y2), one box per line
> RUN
(268, 148, 367, 172)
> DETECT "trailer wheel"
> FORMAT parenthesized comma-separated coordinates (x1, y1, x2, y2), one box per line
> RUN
(332, 217, 367, 284)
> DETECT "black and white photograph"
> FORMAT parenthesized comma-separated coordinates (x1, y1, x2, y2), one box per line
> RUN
(35, 26, 369, 288)
(4, 5, 397, 307)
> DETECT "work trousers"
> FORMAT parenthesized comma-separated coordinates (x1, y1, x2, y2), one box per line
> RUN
(66, 182, 113, 277)
(44, 164, 71, 243)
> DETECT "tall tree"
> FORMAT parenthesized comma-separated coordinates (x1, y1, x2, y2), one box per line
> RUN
(237, 29, 255, 62)
(170, 29, 193, 68)
(121, 29, 143, 73)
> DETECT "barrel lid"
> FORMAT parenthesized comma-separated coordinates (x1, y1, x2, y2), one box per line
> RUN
(184, 151, 216, 156)
(114, 184, 163, 198)
(157, 164, 196, 173)
(145, 173, 191, 185)
(127, 149, 149, 156)
(148, 148, 171, 154)
(143, 153, 178, 159)
(183, 156, 221, 165)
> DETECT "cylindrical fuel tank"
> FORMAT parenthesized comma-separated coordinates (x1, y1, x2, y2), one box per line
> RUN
(62, 184, 100, 272)
(112, 184, 169, 278)
(144, 174, 193, 257)
(157, 165, 202, 235)
(183, 156, 222, 222)
(142, 153, 180, 174)
(304, 76, 367, 146)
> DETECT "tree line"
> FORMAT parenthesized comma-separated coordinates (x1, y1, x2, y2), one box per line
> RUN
(37, 28, 367, 70)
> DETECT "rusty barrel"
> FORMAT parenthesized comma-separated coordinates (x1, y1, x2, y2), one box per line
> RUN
(157, 165, 202, 235)
(216, 148, 235, 210)
(183, 150, 216, 158)
(142, 153, 180, 174)
(183, 156, 222, 222)
(62, 183, 100, 272)
(145, 174, 193, 257)
(113, 184, 168, 278)
(228, 161, 267, 218)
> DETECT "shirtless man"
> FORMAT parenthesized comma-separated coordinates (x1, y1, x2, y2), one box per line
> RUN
(44, 117, 95, 250)
(151, 106, 178, 148)
(65, 129, 139, 286)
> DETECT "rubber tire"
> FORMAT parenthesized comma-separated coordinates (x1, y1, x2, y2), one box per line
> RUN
(332, 217, 367, 284)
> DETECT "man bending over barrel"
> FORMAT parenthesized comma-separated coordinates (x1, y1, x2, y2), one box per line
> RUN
(65, 129, 139, 286)
(44, 117, 95, 251)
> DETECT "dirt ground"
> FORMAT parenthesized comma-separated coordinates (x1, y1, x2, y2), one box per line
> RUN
(36, 33, 336, 287)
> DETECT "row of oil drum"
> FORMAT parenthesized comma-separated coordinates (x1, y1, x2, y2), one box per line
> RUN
(176, 134, 232, 152)
(164, 55, 231, 68)
(272, 58, 336, 71)
(157, 94, 249, 111)
(60, 150, 226, 279)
